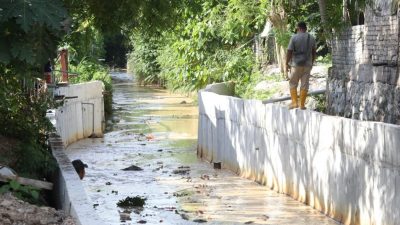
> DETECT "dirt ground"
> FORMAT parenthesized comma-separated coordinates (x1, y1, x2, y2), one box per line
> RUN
(0, 193, 76, 225)
(254, 64, 330, 109)
(255, 64, 329, 97)
(0, 135, 75, 225)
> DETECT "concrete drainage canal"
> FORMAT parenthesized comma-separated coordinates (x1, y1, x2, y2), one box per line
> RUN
(66, 72, 340, 225)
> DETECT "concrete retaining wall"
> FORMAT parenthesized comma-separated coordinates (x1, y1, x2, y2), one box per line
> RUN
(47, 81, 106, 224)
(49, 136, 105, 225)
(198, 88, 400, 225)
(54, 81, 104, 146)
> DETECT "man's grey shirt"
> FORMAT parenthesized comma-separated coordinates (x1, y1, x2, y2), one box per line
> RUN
(288, 32, 316, 67)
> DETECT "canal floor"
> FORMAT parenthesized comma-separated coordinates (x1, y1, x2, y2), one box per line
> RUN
(66, 72, 340, 225)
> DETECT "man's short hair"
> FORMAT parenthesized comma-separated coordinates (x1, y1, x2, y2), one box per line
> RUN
(72, 159, 88, 173)
(297, 21, 307, 30)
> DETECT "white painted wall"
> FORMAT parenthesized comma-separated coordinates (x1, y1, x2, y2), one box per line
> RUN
(54, 81, 104, 146)
(198, 88, 400, 225)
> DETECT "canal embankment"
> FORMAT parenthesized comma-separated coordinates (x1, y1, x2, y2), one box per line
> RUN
(64, 72, 339, 225)
(198, 83, 400, 225)
(47, 81, 106, 225)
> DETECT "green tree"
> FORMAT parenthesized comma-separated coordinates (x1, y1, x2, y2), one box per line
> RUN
(129, 0, 268, 91)
(0, 0, 69, 177)
(0, 0, 68, 72)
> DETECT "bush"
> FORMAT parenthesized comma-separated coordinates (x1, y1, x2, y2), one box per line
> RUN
(0, 73, 56, 178)
(127, 0, 267, 92)
(117, 196, 147, 208)
(68, 59, 113, 116)
(235, 70, 284, 100)
(311, 94, 327, 113)
(0, 181, 41, 205)
(127, 34, 161, 85)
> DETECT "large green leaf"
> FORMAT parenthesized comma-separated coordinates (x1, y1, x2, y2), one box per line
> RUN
(0, 37, 11, 63)
(0, 0, 68, 32)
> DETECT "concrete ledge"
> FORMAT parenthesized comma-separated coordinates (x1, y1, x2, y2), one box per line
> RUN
(198, 88, 400, 225)
(55, 81, 103, 103)
(50, 137, 105, 225)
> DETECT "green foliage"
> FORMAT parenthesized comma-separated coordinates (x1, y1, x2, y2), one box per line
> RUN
(104, 34, 130, 68)
(286, 1, 321, 31)
(117, 196, 147, 208)
(235, 71, 282, 100)
(63, 0, 182, 34)
(274, 29, 292, 49)
(0, 72, 57, 177)
(61, 17, 105, 64)
(272, 1, 322, 48)
(68, 60, 113, 115)
(0, 180, 41, 205)
(316, 53, 332, 64)
(127, 32, 161, 84)
(0, 0, 67, 32)
(157, 36, 258, 91)
(325, 1, 348, 34)
(128, 0, 267, 91)
(311, 94, 327, 113)
(0, 0, 68, 179)
(0, 0, 68, 67)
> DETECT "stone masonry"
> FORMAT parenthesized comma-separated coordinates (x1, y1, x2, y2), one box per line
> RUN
(327, 0, 400, 124)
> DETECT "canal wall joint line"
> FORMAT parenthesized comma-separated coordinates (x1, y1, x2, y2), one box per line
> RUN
(198, 82, 400, 225)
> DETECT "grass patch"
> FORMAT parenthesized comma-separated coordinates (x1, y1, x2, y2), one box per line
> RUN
(236, 70, 283, 100)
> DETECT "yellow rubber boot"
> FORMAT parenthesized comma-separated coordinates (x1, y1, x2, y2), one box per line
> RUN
(300, 89, 308, 110)
(289, 88, 298, 109)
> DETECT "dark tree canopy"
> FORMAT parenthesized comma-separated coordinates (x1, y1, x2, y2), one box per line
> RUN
(104, 34, 130, 68)
(0, 0, 68, 72)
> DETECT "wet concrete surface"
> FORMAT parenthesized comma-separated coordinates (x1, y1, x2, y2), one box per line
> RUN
(66, 72, 340, 225)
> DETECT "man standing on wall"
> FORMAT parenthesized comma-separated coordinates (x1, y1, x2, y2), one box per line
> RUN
(286, 21, 316, 109)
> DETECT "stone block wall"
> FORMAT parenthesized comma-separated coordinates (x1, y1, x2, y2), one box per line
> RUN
(327, 1, 400, 124)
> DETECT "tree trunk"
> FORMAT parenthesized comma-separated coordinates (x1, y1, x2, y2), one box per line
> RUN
(269, 10, 289, 79)
(318, 0, 328, 29)
(275, 43, 287, 79)
(343, 0, 349, 22)
(318, 0, 332, 48)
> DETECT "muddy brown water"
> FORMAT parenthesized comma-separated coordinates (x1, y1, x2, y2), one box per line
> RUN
(66, 72, 340, 225)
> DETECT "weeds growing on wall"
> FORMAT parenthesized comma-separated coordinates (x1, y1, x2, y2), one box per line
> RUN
(311, 94, 327, 113)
